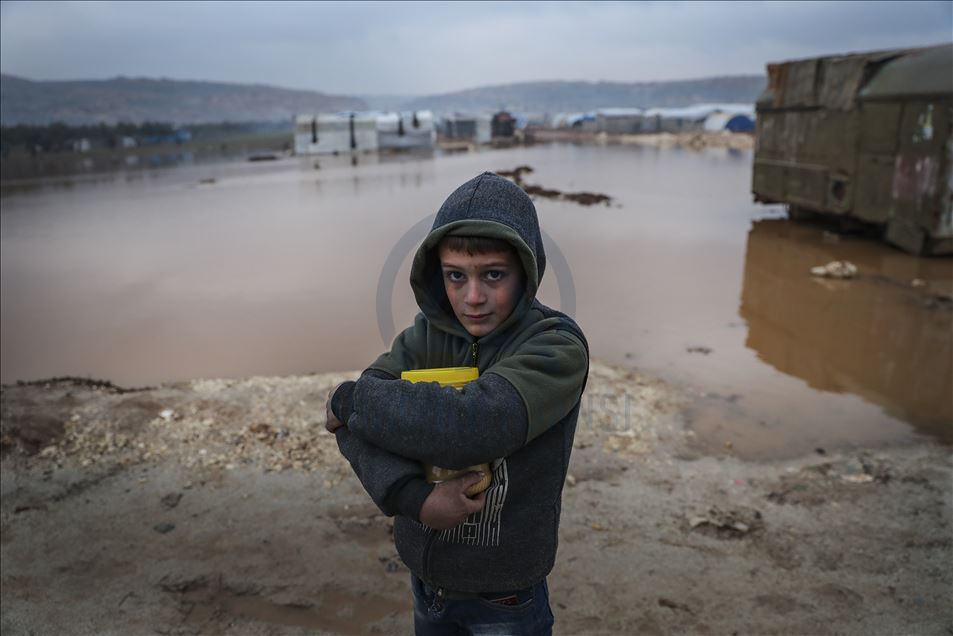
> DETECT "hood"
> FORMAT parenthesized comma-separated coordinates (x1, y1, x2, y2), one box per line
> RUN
(410, 172, 545, 341)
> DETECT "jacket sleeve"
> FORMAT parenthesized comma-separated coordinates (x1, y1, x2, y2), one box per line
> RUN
(335, 428, 434, 520)
(332, 369, 434, 520)
(343, 329, 589, 469)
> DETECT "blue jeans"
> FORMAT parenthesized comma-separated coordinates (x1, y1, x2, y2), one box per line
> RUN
(411, 574, 554, 635)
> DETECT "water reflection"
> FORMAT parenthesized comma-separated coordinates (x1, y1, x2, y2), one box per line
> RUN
(740, 219, 952, 443)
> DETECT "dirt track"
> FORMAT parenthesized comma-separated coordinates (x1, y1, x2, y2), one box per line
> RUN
(1, 361, 950, 635)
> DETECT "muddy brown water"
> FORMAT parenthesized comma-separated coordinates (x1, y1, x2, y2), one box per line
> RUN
(1, 143, 950, 458)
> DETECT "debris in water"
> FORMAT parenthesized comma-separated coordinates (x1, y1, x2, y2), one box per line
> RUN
(153, 522, 176, 534)
(522, 184, 613, 207)
(924, 294, 953, 311)
(199, 178, 216, 185)
(159, 409, 175, 422)
(523, 184, 562, 199)
(247, 154, 278, 162)
(495, 165, 534, 184)
(810, 261, 857, 279)
(686, 346, 712, 355)
(564, 191, 612, 206)
(496, 165, 614, 207)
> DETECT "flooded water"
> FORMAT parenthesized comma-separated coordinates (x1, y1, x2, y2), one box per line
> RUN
(2, 143, 950, 458)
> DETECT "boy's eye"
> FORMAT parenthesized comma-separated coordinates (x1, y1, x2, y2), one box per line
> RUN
(446, 271, 465, 282)
(484, 270, 505, 282)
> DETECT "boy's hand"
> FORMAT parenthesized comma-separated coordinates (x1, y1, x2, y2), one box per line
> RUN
(325, 383, 345, 433)
(419, 472, 487, 530)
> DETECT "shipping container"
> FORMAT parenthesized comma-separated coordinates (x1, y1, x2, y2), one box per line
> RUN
(752, 44, 953, 255)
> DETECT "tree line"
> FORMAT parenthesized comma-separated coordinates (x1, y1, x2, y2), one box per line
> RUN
(0, 120, 288, 154)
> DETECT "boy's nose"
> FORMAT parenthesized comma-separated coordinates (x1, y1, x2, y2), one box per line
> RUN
(465, 282, 486, 305)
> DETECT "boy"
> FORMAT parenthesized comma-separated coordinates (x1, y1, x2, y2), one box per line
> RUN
(326, 172, 589, 635)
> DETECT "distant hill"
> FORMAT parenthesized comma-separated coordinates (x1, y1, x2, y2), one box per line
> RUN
(0, 73, 767, 126)
(357, 94, 418, 111)
(0, 75, 368, 125)
(401, 76, 766, 113)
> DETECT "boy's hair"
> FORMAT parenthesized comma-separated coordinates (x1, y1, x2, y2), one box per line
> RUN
(439, 235, 517, 257)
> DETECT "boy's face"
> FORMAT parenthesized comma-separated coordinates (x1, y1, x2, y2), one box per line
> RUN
(438, 244, 523, 338)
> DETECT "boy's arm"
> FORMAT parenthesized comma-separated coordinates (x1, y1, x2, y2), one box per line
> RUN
(334, 427, 434, 520)
(330, 368, 435, 520)
(332, 329, 588, 469)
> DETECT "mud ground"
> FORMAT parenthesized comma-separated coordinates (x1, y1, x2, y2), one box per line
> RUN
(1, 361, 950, 635)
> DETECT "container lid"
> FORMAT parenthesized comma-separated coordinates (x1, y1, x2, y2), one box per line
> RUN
(401, 366, 479, 386)
(859, 44, 953, 100)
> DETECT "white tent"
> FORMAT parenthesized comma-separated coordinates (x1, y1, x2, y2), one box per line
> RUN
(377, 111, 436, 150)
(596, 108, 645, 134)
(440, 114, 492, 144)
(294, 113, 379, 155)
(642, 103, 755, 133)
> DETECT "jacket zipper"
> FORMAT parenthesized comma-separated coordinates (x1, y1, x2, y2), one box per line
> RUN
(422, 527, 437, 583)
(471, 342, 479, 367)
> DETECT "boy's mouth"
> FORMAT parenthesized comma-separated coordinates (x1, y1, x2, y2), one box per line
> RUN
(464, 313, 491, 321)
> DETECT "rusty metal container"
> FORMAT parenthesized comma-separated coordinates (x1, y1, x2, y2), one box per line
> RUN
(752, 44, 953, 255)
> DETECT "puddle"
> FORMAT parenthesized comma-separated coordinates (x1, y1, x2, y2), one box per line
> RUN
(685, 218, 951, 459)
(741, 219, 951, 434)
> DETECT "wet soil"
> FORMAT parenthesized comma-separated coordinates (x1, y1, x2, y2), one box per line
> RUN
(1, 361, 950, 635)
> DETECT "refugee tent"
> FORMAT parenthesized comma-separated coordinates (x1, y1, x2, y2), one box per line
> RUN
(294, 113, 378, 155)
(550, 113, 579, 128)
(595, 108, 645, 134)
(492, 111, 516, 138)
(377, 111, 436, 150)
(440, 114, 492, 144)
(514, 112, 548, 129)
(644, 103, 754, 133)
(703, 111, 756, 133)
(569, 113, 597, 132)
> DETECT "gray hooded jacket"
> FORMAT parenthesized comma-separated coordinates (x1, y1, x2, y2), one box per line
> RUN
(331, 172, 589, 592)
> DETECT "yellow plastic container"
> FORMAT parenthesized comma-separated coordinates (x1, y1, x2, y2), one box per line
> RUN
(400, 366, 491, 496)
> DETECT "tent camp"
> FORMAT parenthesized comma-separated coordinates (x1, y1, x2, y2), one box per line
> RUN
(294, 113, 378, 155)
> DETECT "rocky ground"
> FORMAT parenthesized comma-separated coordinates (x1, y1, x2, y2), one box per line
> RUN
(1, 361, 950, 635)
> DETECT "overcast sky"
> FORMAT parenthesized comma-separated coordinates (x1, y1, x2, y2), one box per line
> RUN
(1, 1, 950, 96)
